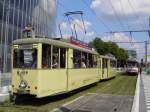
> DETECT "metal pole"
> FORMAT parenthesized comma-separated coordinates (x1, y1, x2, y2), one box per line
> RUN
(45, 0, 50, 37)
(66, 16, 74, 37)
(35, 0, 38, 36)
(81, 13, 86, 35)
(148, 17, 150, 39)
(11, 0, 16, 42)
(21, 0, 25, 38)
(145, 41, 148, 64)
(1, 0, 6, 74)
(0, 70, 1, 87)
(16, 0, 21, 39)
(25, 0, 29, 28)
(58, 24, 63, 38)
(73, 24, 78, 39)
(149, 17, 150, 30)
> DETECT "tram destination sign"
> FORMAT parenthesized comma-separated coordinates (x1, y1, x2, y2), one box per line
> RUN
(19, 44, 33, 49)
(70, 37, 92, 50)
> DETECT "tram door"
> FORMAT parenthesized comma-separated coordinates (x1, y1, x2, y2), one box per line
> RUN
(99, 58, 102, 80)
(102, 58, 108, 79)
(102, 59, 105, 79)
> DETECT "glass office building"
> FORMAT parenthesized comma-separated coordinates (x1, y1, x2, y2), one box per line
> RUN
(0, 0, 56, 73)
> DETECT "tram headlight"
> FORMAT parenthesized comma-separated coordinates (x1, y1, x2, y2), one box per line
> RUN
(19, 80, 27, 89)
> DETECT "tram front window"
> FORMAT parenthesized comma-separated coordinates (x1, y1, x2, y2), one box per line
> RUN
(13, 49, 37, 69)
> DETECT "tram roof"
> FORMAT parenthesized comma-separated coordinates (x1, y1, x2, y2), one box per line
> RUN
(13, 38, 99, 55)
(99, 55, 117, 60)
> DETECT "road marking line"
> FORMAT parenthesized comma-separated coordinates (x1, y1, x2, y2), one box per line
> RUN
(145, 97, 150, 99)
(144, 91, 150, 93)
(62, 95, 85, 107)
(146, 103, 150, 106)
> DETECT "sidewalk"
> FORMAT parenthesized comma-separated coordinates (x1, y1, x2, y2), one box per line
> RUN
(140, 72, 150, 112)
(132, 72, 150, 112)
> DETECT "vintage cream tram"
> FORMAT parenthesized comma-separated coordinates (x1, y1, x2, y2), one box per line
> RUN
(11, 33, 117, 98)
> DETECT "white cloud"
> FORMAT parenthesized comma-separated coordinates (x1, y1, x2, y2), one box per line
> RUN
(102, 33, 145, 60)
(86, 31, 95, 37)
(102, 33, 130, 42)
(71, 19, 92, 32)
(58, 19, 95, 41)
(60, 22, 68, 29)
(91, 0, 150, 28)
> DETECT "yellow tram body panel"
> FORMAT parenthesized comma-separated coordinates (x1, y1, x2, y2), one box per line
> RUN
(12, 69, 38, 95)
(12, 68, 99, 98)
(37, 69, 67, 97)
(68, 68, 99, 91)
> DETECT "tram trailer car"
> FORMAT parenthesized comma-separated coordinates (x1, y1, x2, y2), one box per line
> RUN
(11, 38, 117, 98)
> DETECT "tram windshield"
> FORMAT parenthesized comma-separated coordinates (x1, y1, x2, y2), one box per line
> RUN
(13, 49, 37, 69)
(127, 62, 138, 68)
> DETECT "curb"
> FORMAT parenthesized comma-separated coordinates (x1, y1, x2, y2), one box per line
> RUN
(131, 74, 140, 112)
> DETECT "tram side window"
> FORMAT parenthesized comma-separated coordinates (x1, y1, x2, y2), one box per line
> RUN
(110, 61, 113, 68)
(100, 59, 102, 68)
(88, 53, 93, 68)
(73, 50, 81, 68)
(42, 44, 51, 68)
(93, 55, 98, 67)
(73, 50, 97, 68)
(102, 59, 107, 68)
(88, 54, 97, 68)
(13, 50, 23, 68)
(102, 59, 105, 69)
(110, 60, 116, 68)
(60, 48, 66, 68)
(13, 49, 37, 69)
(52, 46, 59, 68)
(81, 52, 87, 68)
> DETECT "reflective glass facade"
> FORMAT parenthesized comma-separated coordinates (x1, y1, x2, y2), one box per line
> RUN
(0, 0, 56, 73)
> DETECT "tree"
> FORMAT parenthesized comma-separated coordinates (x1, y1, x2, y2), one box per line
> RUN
(90, 37, 128, 63)
(90, 38, 108, 55)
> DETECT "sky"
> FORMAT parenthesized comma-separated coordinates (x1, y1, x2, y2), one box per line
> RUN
(56, 0, 150, 60)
